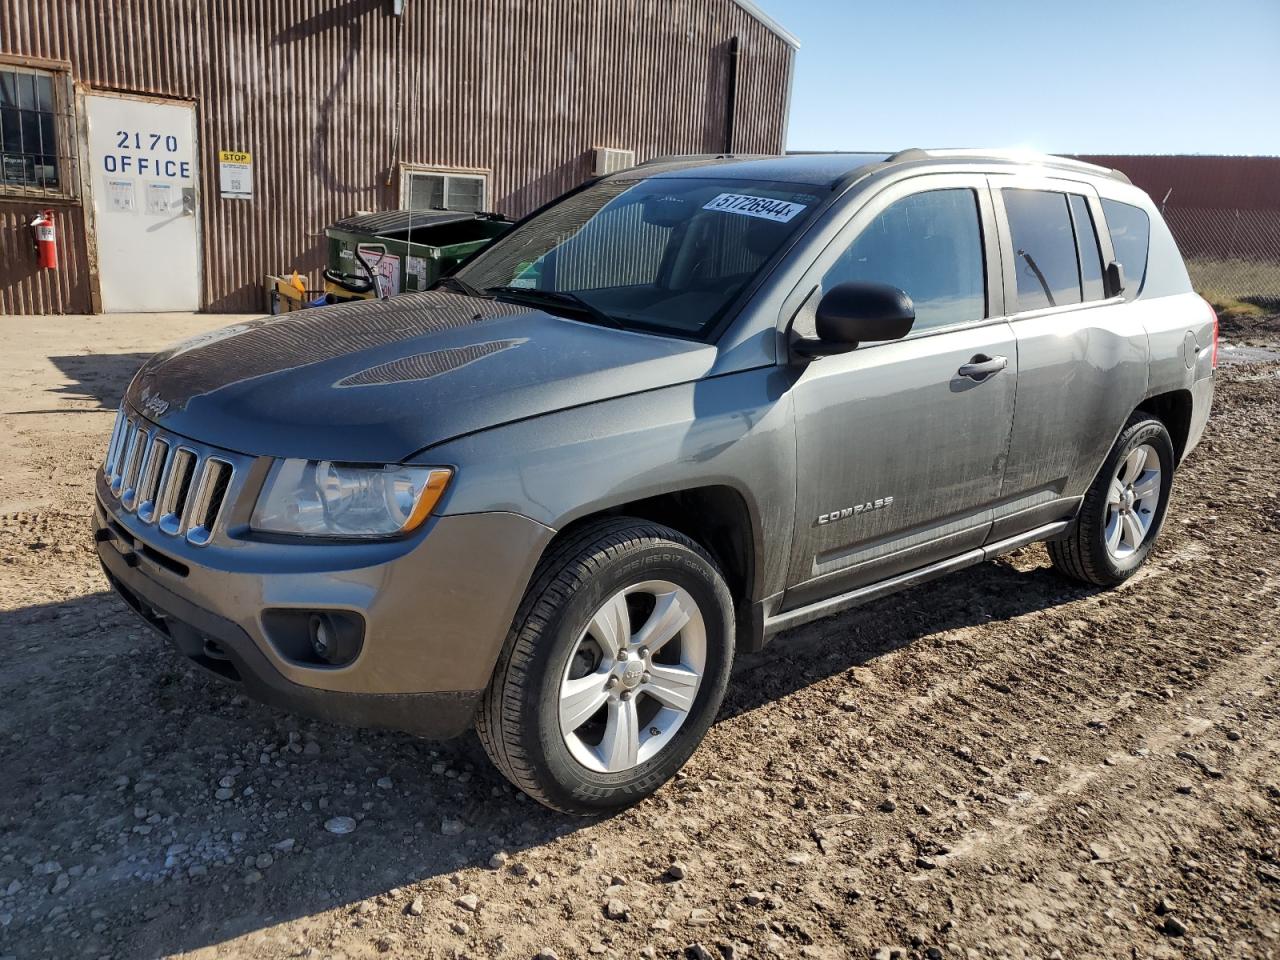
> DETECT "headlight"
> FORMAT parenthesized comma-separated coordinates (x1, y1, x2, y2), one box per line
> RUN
(251, 460, 452, 538)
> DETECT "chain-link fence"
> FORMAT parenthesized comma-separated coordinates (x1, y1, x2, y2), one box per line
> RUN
(1162, 206, 1280, 309)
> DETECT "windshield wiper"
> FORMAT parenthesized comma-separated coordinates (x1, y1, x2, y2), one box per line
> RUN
(433, 274, 485, 298)
(1016, 250, 1057, 308)
(486, 286, 626, 330)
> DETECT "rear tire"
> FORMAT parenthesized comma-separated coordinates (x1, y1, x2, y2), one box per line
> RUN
(1048, 414, 1175, 587)
(476, 518, 734, 815)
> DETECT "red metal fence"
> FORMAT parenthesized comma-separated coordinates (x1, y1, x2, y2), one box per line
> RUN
(1078, 155, 1280, 305)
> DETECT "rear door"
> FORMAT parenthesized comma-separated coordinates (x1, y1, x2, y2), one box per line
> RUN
(989, 177, 1149, 539)
(783, 174, 1018, 610)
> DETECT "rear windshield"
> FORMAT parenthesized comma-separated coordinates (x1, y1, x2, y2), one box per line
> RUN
(1101, 199, 1151, 294)
(454, 177, 822, 338)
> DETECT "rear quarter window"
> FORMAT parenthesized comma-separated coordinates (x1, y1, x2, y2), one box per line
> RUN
(1101, 199, 1151, 294)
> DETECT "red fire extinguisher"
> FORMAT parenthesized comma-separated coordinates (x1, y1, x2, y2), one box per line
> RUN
(31, 209, 57, 270)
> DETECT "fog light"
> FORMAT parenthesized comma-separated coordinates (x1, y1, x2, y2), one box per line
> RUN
(307, 612, 363, 666)
(311, 616, 332, 659)
(262, 608, 365, 666)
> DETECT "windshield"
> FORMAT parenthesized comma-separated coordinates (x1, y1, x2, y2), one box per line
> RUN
(453, 176, 822, 338)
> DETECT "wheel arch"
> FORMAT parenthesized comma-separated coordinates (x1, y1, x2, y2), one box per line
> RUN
(1136, 388, 1194, 464)
(544, 484, 763, 652)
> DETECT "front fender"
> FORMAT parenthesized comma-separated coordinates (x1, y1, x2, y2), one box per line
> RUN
(425, 368, 798, 604)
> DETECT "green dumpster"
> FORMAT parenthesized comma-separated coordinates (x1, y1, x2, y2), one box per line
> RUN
(323, 210, 511, 300)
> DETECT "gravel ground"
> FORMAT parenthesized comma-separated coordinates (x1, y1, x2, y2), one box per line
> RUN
(1, 313, 1278, 960)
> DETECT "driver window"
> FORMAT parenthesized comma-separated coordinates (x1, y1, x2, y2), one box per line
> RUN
(821, 189, 987, 334)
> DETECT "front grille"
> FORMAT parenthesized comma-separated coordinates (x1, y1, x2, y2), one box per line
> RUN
(103, 405, 237, 547)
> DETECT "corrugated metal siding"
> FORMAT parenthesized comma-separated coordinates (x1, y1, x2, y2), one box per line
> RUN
(1075, 154, 1280, 263)
(1075, 155, 1280, 211)
(0, 201, 92, 313)
(1, 0, 793, 314)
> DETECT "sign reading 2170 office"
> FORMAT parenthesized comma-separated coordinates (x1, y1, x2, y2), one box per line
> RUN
(101, 130, 192, 179)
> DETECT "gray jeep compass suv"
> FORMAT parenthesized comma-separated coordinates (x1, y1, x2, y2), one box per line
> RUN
(94, 149, 1216, 814)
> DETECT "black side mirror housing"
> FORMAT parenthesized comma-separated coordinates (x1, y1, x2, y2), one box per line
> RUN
(793, 282, 916, 359)
(1105, 261, 1126, 298)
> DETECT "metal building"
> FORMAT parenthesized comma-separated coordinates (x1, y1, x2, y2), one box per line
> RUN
(0, 0, 796, 315)
(1075, 154, 1280, 304)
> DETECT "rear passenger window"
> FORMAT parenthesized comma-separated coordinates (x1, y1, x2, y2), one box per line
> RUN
(1101, 199, 1151, 294)
(1003, 190, 1082, 311)
(822, 189, 985, 332)
(1068, 195, 1106, 302)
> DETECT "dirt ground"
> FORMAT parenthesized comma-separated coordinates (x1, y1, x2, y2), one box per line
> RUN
(1, 311, 1278, 960)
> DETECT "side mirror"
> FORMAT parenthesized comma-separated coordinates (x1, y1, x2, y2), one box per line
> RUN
(1105, 261, 1126, 298)
(793, 282, 916, 359)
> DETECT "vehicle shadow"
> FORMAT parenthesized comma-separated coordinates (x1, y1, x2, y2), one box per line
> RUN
(0, 587, 583, 958)
(0, 552, 1092, 957)
(44, 353, 154, 410)
(723, 553, 1099, 720)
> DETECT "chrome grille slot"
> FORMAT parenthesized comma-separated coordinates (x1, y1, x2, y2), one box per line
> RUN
(184, 458, 234, 547)
(157, 448, 198, 536)
(100, 407, 243, 545)
(104, 406, 128, 478)
(109, 419, 138, 496)
(119, 427, 150, 510)
(135, 437, 170, 523)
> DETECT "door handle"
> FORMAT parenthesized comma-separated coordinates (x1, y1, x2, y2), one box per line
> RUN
(957, 354, 1008, 381)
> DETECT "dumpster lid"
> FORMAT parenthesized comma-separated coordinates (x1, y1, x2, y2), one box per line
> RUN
(330, 209, 500, 235)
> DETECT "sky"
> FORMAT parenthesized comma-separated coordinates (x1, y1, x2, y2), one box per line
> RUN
(747, 0, 1280, 156)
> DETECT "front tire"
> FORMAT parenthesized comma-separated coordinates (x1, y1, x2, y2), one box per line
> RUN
(1048, 414, 1176, 586)
(476, 518, 735, 815)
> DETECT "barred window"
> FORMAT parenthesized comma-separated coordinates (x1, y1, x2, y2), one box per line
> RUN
(0, 65, 63, 192)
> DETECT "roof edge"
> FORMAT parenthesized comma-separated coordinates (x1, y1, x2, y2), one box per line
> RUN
(883, 148, 1133, 184)
(730, 0, 800, 49)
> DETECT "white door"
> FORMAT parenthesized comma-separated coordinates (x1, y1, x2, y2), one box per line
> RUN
(85, 93, 201, 312)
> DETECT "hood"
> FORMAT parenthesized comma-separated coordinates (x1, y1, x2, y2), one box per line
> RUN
(125, 291, 717, 462)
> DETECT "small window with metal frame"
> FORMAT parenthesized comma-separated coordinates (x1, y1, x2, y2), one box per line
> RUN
(400, 166, 488, 213)
(0, 63, 75, 197)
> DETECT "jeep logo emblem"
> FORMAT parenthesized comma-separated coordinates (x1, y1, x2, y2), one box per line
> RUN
(140, 387, 169, 418)
(620, 660, 645, 689)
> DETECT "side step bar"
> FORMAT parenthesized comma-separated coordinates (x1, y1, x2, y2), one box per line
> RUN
(763, 520, 1071, 637)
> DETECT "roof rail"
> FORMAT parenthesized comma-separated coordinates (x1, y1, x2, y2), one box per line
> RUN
(884, 147, 1132, 184)
(884, 148, 931, 163)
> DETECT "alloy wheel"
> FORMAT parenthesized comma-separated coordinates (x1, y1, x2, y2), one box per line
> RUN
(1104, 442, 1162, 559)
(558, 580, 707, 774)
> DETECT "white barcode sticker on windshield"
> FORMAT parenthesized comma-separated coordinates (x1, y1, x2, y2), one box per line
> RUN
(702, 193, 807, 223)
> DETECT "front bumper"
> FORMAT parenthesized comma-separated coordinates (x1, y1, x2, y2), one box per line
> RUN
(94, 482, 554, 738)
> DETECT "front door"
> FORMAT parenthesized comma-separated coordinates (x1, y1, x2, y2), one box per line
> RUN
(85, 92, 200, 312)
(784, 176, 1017, 610)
